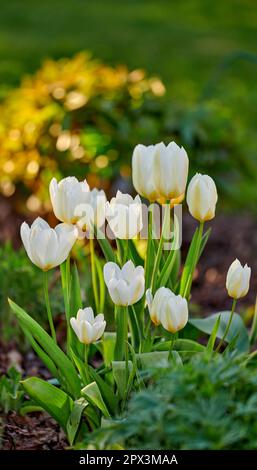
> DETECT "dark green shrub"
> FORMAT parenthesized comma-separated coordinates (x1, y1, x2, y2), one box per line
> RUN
(94, 353, 257, 450)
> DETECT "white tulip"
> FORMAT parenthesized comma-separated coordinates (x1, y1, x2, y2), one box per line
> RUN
(226, 259, 251, 299)
(186, 173, 218, 222)
(132, 144, 159, 201)
(70, 307, 106, 344)
(154, 141, 189, 201)
(104, 260, 145, 306)
(49, 176, 90, 224)
(21, 217, 77, 271)
(146, 287, 188, 333)
(106, 191, 143, 239)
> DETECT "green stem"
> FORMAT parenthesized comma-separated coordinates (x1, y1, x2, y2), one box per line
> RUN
(43, 271, 57, 343)
(151, 202, 170, 292)
(114, 305, 128, 361)
(90, 237, 100, 312)
(84, 344, 91, 383)
(61, 257, 71, 356)
(116, 239, 123, 266)
(216, 299, 237, 352)
(145, 206, 154, 289)
(184, 221, 204, 299)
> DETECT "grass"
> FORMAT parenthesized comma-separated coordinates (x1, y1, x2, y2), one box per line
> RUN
(1, 0, 257, 100)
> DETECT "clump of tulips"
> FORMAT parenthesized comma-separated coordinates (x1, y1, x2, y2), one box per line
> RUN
(9, 141, 254, 445)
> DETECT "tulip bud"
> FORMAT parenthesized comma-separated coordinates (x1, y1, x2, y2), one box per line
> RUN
(146, 287, 188, 333)
(154, 142, 189, 201)
(186, 173, 218, 222)
(226, 259, 251, 299)
(21, 217, 77, 271)
(132, 144, 159, 201)
(75, 188, 107, 232)
(106, 191, 143, 239)
(70, 307, 106, 344)
(49, 176, 90, 224)
(104, 260, 145, 306)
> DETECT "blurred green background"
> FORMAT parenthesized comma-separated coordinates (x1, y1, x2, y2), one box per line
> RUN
(1, 0, 257, 97)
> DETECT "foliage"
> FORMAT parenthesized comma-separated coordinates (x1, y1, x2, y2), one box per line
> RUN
(0, 367, 25, 414)
(0, 242, 63, 343)
(0, 53, 165, 211)
(92, 352, 257, 450)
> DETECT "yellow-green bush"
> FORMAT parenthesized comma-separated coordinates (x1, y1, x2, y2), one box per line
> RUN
(0, 53, 165, 213)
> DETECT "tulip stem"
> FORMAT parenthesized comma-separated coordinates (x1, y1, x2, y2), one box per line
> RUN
(43, 271, 57, 343)
(84, 344, 91, 383)
(216, 299, 237, 352)
(61, 257, 72, 356)
(90, 237, 100, 312)
(151, 202, 170, 292)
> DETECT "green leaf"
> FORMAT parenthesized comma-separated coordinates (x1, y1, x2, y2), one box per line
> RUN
(190, 312, 250, 353)
(179, 227, 199, 295)
(9, 299, 81, 398)
(136, 351, 169, 369)
(66, 397, 88, 445)
(70, 263, 84, 358)
(96, 228, 115, 262)
(88, 366, 117, 415)
(81, 381, 111, 418)
(154, 338, 205, 353)
(102, 332, 116, 367)
(21, 377, 73, 433)
(112, 360, 133, 400)
(128, 239, 144, 266)
(207, 315, 221, 353)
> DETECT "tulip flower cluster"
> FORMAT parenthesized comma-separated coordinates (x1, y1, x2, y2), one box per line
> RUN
(9, 137, 255, 445)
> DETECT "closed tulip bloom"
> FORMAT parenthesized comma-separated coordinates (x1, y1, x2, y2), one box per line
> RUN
(70, 307, 106, 344)
(132, 144, 159, 202)
(186, 173, 218, 222)
(106, 191, 143, 239)
(50, 176, 90, 224)
(21, 217, 78, 271)
(75, 188, 107, 231)
(146, 287, 188, 333)
(146, 287, 171, 325)
(226, 259, 251, 299)
(154, 141, 189, 201)
(104, 260, 145, 306)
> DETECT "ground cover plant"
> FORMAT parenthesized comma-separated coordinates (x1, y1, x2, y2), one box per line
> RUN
(6, 140, 257, 448)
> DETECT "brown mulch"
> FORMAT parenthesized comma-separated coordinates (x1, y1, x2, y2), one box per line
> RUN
(1, 413, 67, 450)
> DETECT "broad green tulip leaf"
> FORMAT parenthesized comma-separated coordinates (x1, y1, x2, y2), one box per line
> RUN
(128, 239, 144, 267)
(180, 227, 211, 297)
(9, 299, 81, 398)
(88, 366, 117, 414)
(154, 338, 205, 353)
(70, 348, 90, 386)
(21, 377, 73, 432)
(70, 263, 84, 358)
(81, 381, 110, 418)
(190, 312, 250, 353)
(102, 332, 116, 367)
(20, 404, 44, 415)
(96, 228, 115, 262)
(66, 397, 88, 445)
(112, 361, 133, 400)
(136, 351, 169, 369)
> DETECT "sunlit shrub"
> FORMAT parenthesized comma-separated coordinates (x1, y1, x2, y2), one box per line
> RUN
(0, 53, 165, 212)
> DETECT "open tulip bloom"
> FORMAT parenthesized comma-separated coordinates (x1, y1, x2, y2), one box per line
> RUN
(9, 139, 256, 445)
